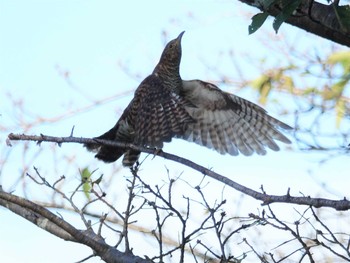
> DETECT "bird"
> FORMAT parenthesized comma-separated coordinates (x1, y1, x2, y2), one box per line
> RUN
(85, 31, 292, 167)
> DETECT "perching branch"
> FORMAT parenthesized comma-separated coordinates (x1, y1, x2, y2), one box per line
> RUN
(7, 133, 350, 211)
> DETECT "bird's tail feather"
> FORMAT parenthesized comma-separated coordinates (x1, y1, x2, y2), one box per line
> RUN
(84, 126, 125, 163)
(95, 146, 124, 163)
(122, 150, 141, 167)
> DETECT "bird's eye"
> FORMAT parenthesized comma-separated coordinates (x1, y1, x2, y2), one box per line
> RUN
(169, 44, 174, 49)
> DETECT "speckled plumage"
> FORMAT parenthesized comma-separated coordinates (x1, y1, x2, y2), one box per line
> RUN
(85, 31, 292, 167)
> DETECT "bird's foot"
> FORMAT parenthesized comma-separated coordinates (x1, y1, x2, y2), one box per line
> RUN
(130, 160, 140, 173)
(152, 148, 163, 160)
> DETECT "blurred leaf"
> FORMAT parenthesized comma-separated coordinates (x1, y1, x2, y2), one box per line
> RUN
(250, 75, 271, 104)
(259, 82, 272, 104)
(332, 79, 347, 97)
(250, 75, 270, 90)
(322, 87, 335, 100)
(249, 12, 269, 35)
(280, 74, 295, 92)
(327, 51, 350, 73)
(81, 167, 92, 200)
(335, 98, 346, 128)
(273, 0, 302, 33)
(302, 87, 316, 95)
(322, 80, 347, 101)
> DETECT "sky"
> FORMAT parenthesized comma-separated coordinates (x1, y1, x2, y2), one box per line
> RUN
(0, 0, 349, 262)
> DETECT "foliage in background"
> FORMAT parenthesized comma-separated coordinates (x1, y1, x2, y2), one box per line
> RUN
(1, 3, 350, 261)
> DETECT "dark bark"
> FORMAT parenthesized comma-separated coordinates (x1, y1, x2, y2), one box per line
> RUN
(0, 187, 153, 263)
(240, 0, 350, 47)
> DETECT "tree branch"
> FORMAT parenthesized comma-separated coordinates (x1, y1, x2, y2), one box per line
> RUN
(240, 0, 350, 47)
(0, 186, 152, 263)
(0, 186, 75, 242)
(7, 133, 350, 211)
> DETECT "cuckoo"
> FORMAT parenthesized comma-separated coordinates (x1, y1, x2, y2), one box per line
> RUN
(85, 31, 292, 166)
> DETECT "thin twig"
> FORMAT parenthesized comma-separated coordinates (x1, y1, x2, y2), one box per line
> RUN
(7, 133, 350, 211)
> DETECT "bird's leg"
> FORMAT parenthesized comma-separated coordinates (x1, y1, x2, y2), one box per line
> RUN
(130, 161, 140, 173)
(152, 148, 163, 160)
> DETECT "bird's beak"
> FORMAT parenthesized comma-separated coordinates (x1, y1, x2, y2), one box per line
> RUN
(177, 31, 185, 42)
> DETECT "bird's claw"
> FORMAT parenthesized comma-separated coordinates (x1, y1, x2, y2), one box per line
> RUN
(152, 148, 163, 160)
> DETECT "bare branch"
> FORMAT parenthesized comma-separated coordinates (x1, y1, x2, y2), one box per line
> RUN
(0, 187, 153, 263)
(7, 133, 350, 211)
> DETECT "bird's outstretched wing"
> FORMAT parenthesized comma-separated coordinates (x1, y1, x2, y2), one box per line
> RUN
(178, 80, 292, 156)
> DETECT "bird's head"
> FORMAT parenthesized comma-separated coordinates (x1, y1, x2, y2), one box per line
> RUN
(154, 31, 185, 74)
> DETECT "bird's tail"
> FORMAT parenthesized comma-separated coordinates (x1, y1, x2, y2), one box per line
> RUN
(94, 145, 125, 163)
(84, 126, 125, 163)
(122, 150, 141, 167)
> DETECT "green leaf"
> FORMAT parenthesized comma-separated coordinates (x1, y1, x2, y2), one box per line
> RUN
(327, 51, 350, 72)
(335, 5, 350, 32)
(273, 0, 302, 33)
(259, 81, 272, 105)
(248, 12, 269, 35)
(263, 0, 278, 9)
(93, 174, 103, 185)
(250, 75, 271, 105)
(321, 80, 346, 101)
(81, 167, 92, 200)
(335, 98, 346, 128)
(250, 75, 270, 90)
(332, 79, 347, 97)
(280, 75, 295, 92)
(302, 87, 316, 95)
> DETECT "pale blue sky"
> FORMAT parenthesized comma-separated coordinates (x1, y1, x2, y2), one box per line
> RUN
(0, 0, 348, 262)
